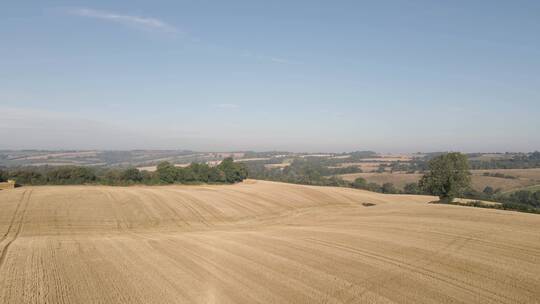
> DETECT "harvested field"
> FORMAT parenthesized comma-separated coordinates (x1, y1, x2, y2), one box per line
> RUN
(472, 169, 540, 181)
(264, 163, 290, 169)
(341, 169, 540, 192)
(137, 163, 191, 172)
(332, 162, 391, 172)
(340, 172, 423, 188)
(213, 152, 245, 159)
(469, 154, 512, 161)
(1, 181, 539, 303)
(17, 151, 99, 161)
(470, 175, 534, 192)
(504, 184, 540, 194)
(235, 158, 271, 162)
(357, 156, 413, 162)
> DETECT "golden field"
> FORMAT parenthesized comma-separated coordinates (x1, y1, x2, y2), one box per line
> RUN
(1, 181, 539, 303)
(340, 168, 540, 192)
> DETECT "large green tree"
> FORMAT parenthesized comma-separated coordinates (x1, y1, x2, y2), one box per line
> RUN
(156, 162, 177, 184)
(217, 158, 248, 183)
(120, 168, 143, 182)
(419, 152, 471, 202)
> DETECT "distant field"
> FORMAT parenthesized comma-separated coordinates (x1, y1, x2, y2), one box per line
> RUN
(471, 169, 540, 181)
(361, 155, 414, 162)
(340, 172, 423, 188)
(0, 150, 246, 168)
(264, 163, 290, 169)
(138, 158, 287, 171)
(340, 168, 540, 192)
(136, 163, 191, 172)
(468, 154, 513, 161)
(1, 181, 539, 303)
(332, 162, 391, 172)
(503, 184, 540, 194)
(15, 151, 99, 161)
(235, 157, 271, 162)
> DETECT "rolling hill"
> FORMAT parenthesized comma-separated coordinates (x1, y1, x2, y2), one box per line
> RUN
(1, 181, 539, 303)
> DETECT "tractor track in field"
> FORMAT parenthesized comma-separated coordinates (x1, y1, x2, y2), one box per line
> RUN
(304, 237, 520, 304)
(0, 189, 32, 271)
(0, 181, 539, 303)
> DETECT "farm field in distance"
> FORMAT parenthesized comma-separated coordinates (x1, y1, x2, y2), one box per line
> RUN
(1, 180, 539, 303)
(4, 3, 539, 303)
(3, 150, 540, 193)
(340, 168, 540, 192)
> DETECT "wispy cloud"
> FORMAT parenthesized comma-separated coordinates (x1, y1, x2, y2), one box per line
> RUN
(66, 8, 297, 64)
(67, 8, 177, 33)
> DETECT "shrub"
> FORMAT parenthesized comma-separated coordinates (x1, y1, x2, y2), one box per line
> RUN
(381, 183, 398, 194)
(403, 182, 420, 194)
(352, 177, 367, 189)
(120, 168, 143, 182)
(156, 162, 177, 184)
(217, 158, 248, 183)
(483, 186, 495, 197)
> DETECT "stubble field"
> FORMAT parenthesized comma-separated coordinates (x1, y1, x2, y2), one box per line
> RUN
(1, 180, 539, 303)
(340, 168, 540, 192)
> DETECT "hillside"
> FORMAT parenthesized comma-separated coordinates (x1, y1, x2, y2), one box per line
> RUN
(340, 168, 540, 192)
(1, 181, 539, 303)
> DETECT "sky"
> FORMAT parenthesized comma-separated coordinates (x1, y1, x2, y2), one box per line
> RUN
(1, 0, 539, 153)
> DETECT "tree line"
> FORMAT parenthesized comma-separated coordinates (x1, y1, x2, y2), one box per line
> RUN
(244, 159, 358, 187)
(245, 158, 418, 194)
(469, 152, 540, 169)
(0, 158, 247, 186)
(381, 151, 540, 173)
(2, 152, 539, 214)
(245, 152, 540, 214)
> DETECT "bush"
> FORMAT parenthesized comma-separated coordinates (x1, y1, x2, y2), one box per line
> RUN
(501, 202, 540, 214)
(508, 190, 540, 208)
(120, 168, 143, 183)
(217, 158, 248, 183)
(3, 158, 247, 187)
(9, 169, 45, 184)
(483, 186, 494, 197)
(366, 182, 382, 192)
(381, 183, 398, 194)
(45, 167, 97, 185)
(352, 177, 367, 189)
(403, 182, 420, 194)
(156, 162, 178, 184)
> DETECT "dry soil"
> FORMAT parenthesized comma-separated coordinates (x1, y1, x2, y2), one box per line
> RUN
(1, 180, 539, 303)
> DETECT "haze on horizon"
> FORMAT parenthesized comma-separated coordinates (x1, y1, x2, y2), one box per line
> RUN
(1, 1, 539, 153)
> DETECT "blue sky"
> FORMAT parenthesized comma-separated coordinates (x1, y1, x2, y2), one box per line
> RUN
(1, 1, 539, 152)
